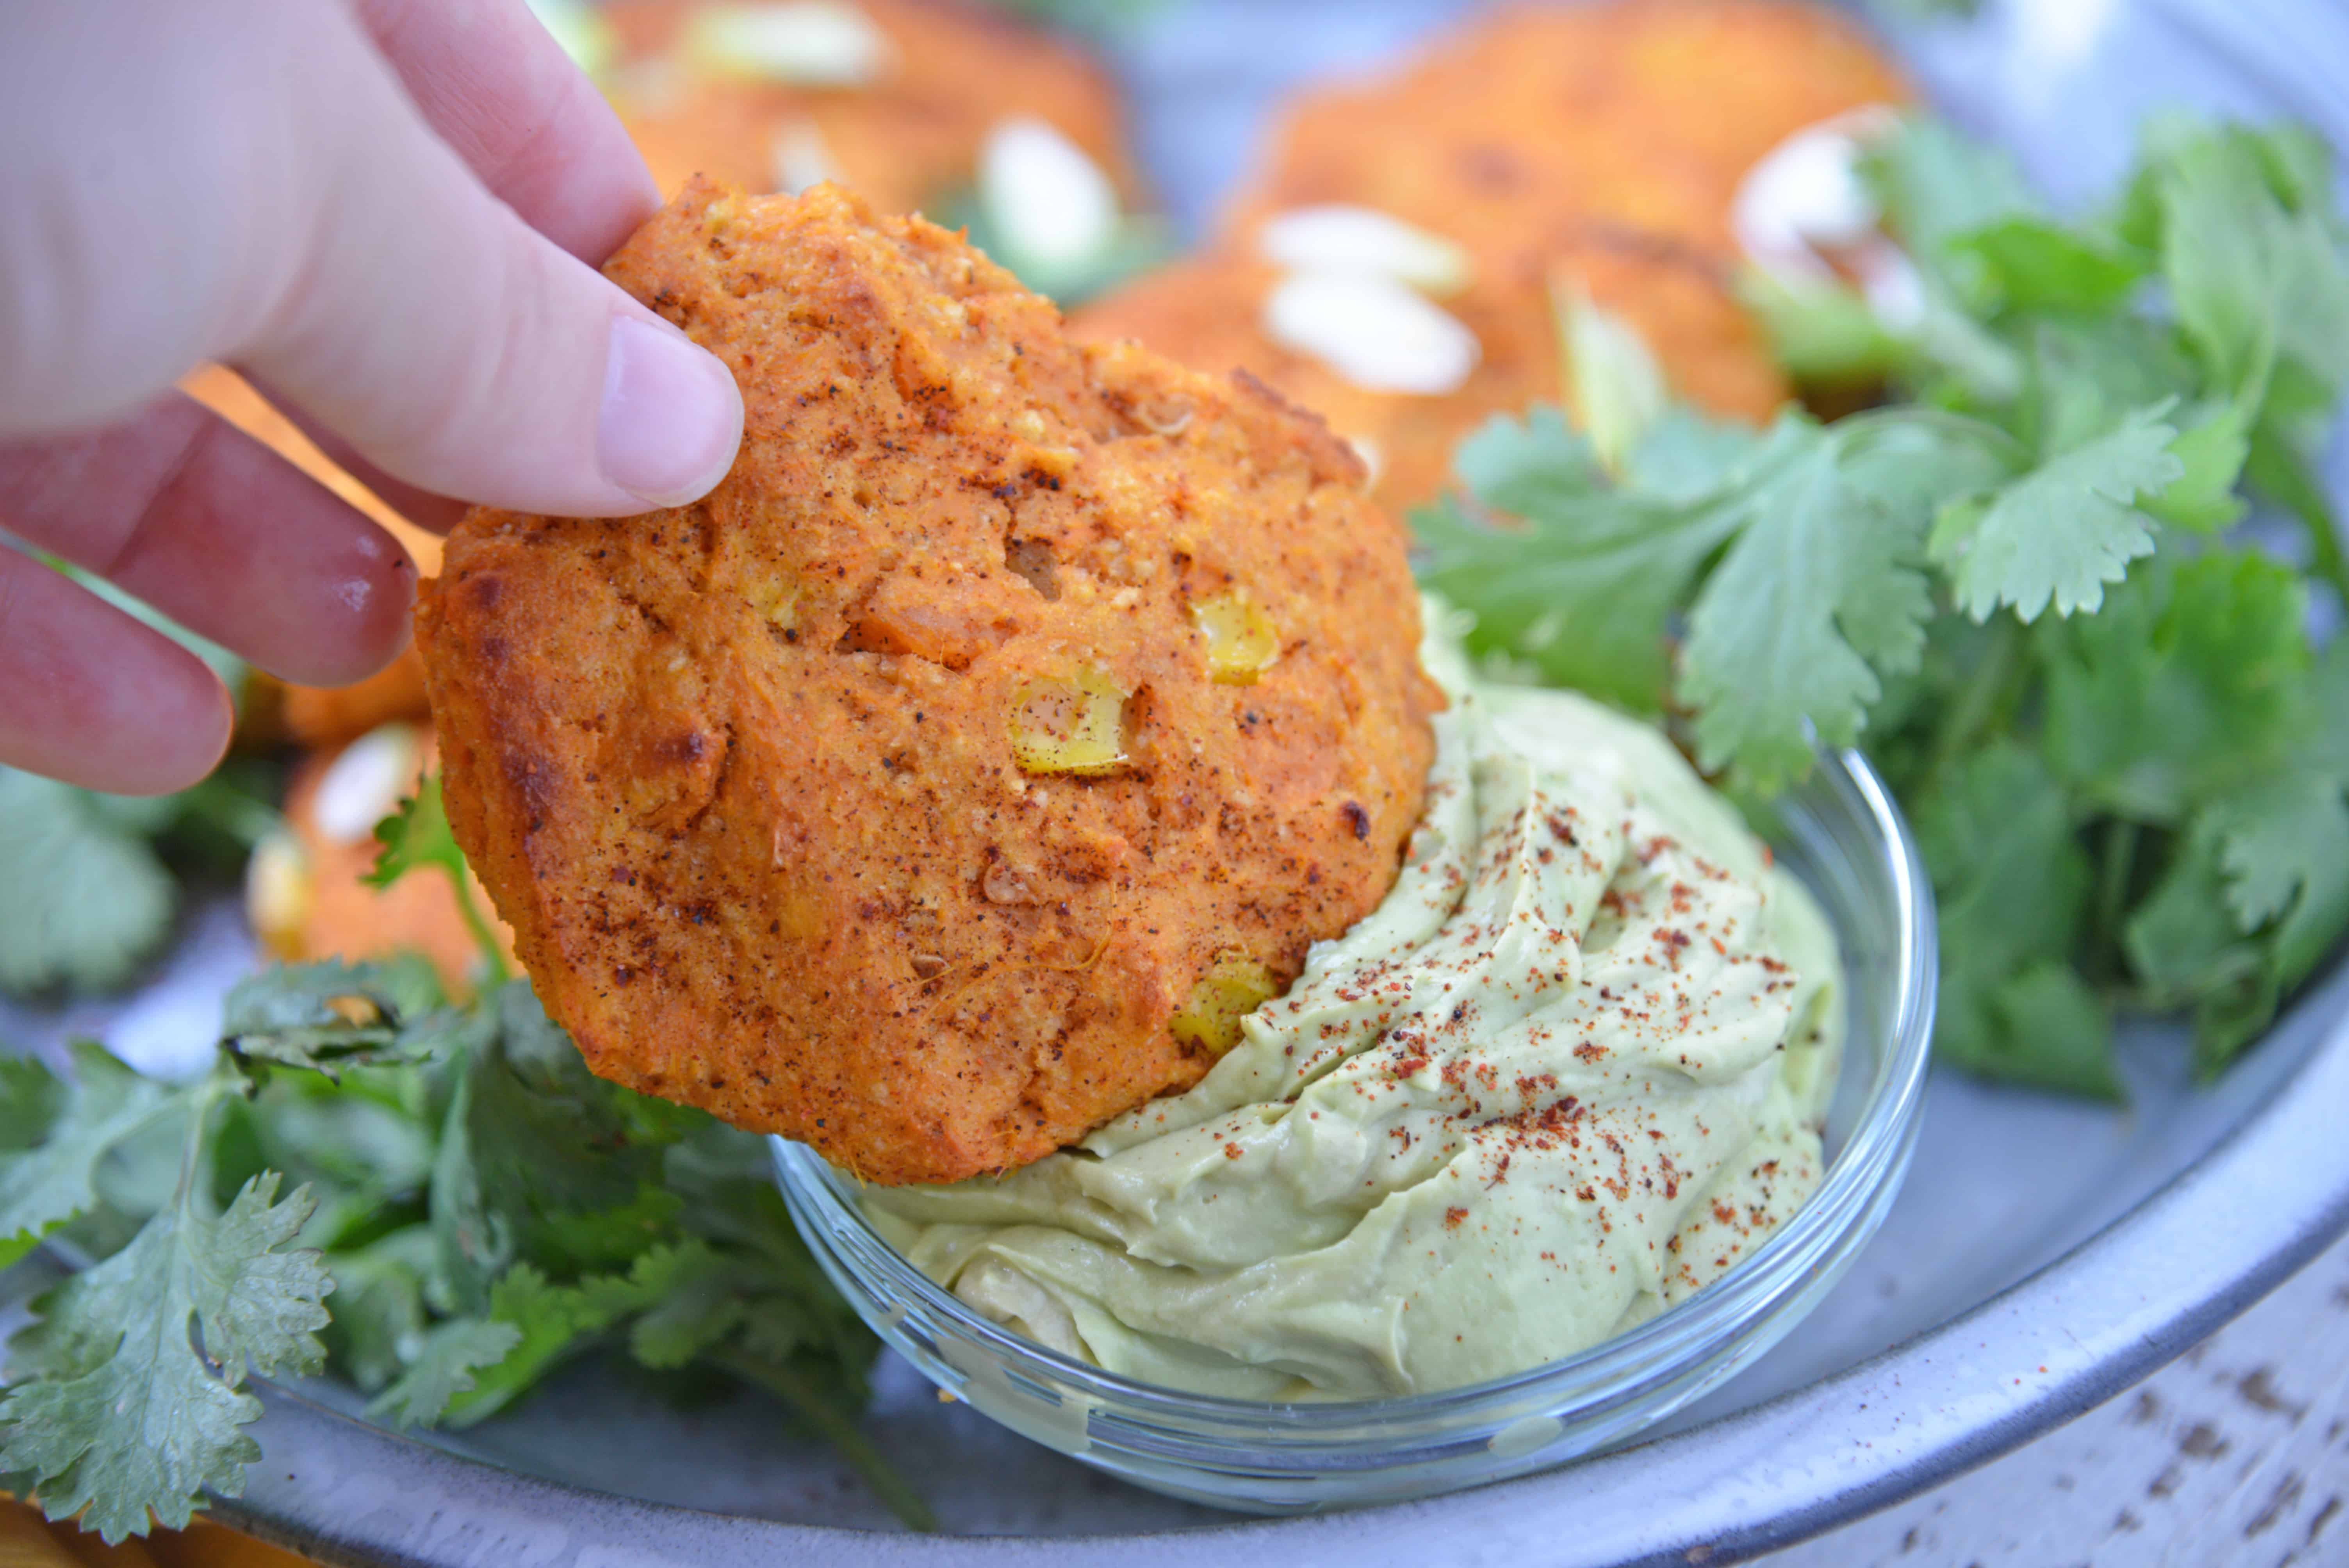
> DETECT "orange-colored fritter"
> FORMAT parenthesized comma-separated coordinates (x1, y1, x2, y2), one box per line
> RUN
(276, 649, 433, 749)
(1073, 0, 1902, 508)
(604, 0, 1137, 211)
(1073, 228, 1784, 509)
(1223, 0, 1907, 262)
(416, 182, 1439, 1185)
(248, 725, 517, 996)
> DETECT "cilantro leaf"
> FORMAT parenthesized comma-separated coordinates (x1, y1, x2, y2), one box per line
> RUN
(2194, 637, 2349, 1014)
(426, 982, 698, 1315)
(1414, 408, 1742, 709)
(1681, 414, 1998, 789)
(1450, 403, 1606, 514)
(2126, 821, 2280, 1073)
(0, 1057, 63, 1151)
(221, 957, 457, 1083)
(1946, 218, 2148, 314)
(1916, 744, 2117, 1096)
(365, 1317, 523, 1429)
(321, 1228, 437, 1394)
(2122, 636, 2349, 1072)
(2243, 422, 2349, 609)
(364, 774, 462, 894)
(1, 900, 912, 1527)
(1969, 962, 2121, 1099)
(1624, 407, 1769, 504)
(1927, 403, 2181, 622)
(523, 1185, 686, 1278)
(0, 770, 179, 996)
(1427, 404, 2009, 786)
(2141, 401, 2252, 533)
(367, 775, 509, 986)
(466, 984, 672, 1217)
(2017, 316, 2201, 460)
(0, 1045, 170, 1268)
(438, 1263, 651, 1428)
(2150, 121, 2349, 405)
(2041, 550, 2308, 823)
(620, 1242, 741, 1370)
(2125, 119, 2349, 604)
(2212, 772, 2349, 974)
(0, 1171, 330, 1542)
(1416, 107, 2349, 1098)
(1863, 114, 2039, 275)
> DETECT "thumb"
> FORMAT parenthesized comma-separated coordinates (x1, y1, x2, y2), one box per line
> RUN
(239, 3, 742, 517)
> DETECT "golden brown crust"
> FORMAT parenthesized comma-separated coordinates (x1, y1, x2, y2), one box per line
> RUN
(417, 182, 1438, 1185)
(1072, 0, 1905, 509)
(604, 0, 1139, 213)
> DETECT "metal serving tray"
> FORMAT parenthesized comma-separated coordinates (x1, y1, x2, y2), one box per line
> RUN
(9, 0, 2349, 1560)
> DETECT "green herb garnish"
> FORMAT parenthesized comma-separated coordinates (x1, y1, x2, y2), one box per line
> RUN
(0, 788, 921, 1539)
(1420, 112, 2349, 1089)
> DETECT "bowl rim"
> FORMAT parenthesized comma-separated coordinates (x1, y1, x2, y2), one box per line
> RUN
(770, 739, 1939, 1427)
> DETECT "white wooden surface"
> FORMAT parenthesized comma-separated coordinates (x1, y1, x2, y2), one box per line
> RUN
(1758, 1231, 2349, 1567)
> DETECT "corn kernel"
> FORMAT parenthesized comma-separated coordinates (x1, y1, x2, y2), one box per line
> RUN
(1169, 957, 1278, 1055)
(1009, 667, 1130, 775)
(245, 831, 314, 962)
(1190, 589, 1279, 684)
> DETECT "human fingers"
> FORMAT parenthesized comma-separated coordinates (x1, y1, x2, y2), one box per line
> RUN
(0, 547, 232, 795)
(194, 367, 471, 535)
(354, 0, 658, 262)
(0, 394, 417, 687)
(212, 0, 667, 535)
(0, 0, 739, 515)
(238, 0, 740, 516)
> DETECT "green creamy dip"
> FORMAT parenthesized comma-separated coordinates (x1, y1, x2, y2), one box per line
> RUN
(866, 628, 1845, 1400)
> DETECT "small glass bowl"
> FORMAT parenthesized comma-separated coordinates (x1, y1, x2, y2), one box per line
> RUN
(772, 744, 1935, 1513)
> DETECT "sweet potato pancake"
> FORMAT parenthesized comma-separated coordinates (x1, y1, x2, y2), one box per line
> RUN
(248, 725, 517, 995)
(1222, 0, 1905, 264)
(1072, 0, 1901, 508)
(416, 182, 1439, 1185)
(604, 0, 1137, 213)
(1073, 228, 1785, 508)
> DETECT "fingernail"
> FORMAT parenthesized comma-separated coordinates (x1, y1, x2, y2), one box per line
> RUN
(597, 316, 744, 507)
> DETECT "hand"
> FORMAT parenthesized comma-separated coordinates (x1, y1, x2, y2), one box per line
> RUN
(0, 0, 745, 794)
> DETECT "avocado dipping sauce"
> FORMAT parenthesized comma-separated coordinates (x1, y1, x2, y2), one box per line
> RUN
(865, 626, 1844, 1399)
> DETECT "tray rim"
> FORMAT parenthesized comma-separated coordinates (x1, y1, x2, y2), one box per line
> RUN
(206, 979, 2349, 1568)
(124, 2, 2349, 1555)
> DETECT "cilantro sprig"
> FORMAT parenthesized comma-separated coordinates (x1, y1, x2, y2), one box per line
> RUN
(0, 788, 921, 1538)
(366, 775, 511, 988)
(1420, 112, 2349, 1089)
(0, 1056, 330, 1542)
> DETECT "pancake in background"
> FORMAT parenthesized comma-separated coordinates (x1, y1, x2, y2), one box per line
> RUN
(246, 722, 517, 996)
(1073, 0, 1904, 508)
(600, 0, 1139, 212)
